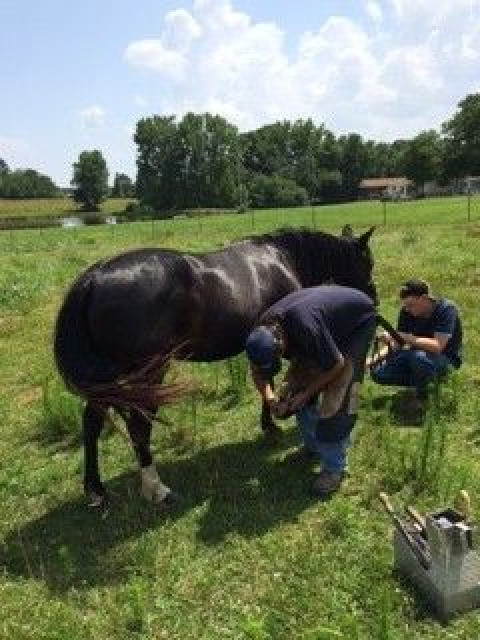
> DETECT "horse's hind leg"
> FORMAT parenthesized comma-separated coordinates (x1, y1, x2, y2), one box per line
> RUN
(83, 402, 107, 507)
(126, 408, 175, 507)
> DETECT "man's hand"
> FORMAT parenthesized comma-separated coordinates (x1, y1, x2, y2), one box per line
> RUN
(284, 389, 310, 413)
(377, 329, 398, 348)
(263, 385, 277, 405)
(397, 332, 417, 347)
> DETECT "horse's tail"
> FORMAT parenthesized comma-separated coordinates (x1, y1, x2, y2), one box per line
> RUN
(54, 268, 188, 414)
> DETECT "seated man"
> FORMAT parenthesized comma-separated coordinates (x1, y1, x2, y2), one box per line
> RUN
(369, 279, 463, 402)
(245, 285, 376, 496)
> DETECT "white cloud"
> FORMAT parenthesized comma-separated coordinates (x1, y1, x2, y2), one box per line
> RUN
(163, 8, 202, 51)
(78, 105, 106, 129)
(366, 1, 383, 23)
(125, 40, 185, 78)
(123, 0, 480, 141)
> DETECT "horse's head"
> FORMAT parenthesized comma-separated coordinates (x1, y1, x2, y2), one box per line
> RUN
(345, 226, 377, 305)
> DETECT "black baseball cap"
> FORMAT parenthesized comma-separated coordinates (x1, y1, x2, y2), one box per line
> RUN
(400, 279, 429, 299)
(245, 326, 281, 378)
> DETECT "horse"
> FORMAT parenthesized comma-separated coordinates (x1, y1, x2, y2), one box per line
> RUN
(54, 226, 376, 508)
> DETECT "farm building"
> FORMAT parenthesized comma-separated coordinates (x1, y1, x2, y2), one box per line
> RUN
(460, 175, 480, 194)
(359, 177, 413, 200)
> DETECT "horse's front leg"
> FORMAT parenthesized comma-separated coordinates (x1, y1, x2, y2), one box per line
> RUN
(126, 409, 176, 507)
(83, 402, 107, 508)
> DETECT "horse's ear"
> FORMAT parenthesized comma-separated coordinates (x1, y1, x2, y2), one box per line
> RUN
(357, 226, 375, 248)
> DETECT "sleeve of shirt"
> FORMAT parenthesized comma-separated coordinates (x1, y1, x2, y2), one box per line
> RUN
(286, 308, 342, 372)
(434, 302, 456, 337)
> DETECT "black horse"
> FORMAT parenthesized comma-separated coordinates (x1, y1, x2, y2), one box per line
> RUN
(54, 226, 376, 507)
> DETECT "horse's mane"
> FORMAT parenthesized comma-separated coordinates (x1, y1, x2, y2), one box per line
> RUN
(247, 227, 364, 286)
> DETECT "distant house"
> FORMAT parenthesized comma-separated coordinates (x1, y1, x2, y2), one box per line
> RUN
(460, 176, 480, 194)
(359, 177, 413, 200)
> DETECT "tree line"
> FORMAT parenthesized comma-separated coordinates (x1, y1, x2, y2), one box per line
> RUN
(1, 93, 479, 211)
(0, 156, 135, 204)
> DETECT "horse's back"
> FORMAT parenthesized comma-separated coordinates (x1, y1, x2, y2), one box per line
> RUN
(86, 249, 196, 360)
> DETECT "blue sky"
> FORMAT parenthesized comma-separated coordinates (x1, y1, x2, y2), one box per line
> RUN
(1, 0, 479, 186)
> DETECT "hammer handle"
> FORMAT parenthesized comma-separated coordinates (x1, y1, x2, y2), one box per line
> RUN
(406, 506, 426, 532)
(375, 314, 406, 347)
(379, 493, 431, 570)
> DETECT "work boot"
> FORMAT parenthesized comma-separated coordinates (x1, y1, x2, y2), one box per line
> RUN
(311, 470, 345, 496)
(402, 395, 425, 415)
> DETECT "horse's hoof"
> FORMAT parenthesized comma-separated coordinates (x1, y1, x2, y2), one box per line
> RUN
(150, 490, 178, 510)
(262, 424, 283, 446)
(162, 491, 179, 508)
(86, 490, 108, 510)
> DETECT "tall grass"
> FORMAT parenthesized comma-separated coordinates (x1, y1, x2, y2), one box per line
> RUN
(0, 197, 134, 218)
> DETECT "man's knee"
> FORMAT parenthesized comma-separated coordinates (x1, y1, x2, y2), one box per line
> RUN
(316, 412, 356, 443)
(409, 350, 437, 378)
(370, 361, 395, 385)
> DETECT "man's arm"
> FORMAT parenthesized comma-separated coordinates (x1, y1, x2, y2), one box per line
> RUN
(286, 356, 345, 413)
(397, 332, 448, 354)
(399, 300, 455, 354)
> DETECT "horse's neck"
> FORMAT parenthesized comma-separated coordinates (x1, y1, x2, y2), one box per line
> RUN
(269, 235, 348, 288)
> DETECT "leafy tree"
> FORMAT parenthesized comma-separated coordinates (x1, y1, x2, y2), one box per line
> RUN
(111, 172, 135, 197)
(242, 120, 343, 203)
(364, 141, 395, 177)
(0, 168, 58, 198)
(0, 158, 8, 196)
(402, 130, 442, 190)
(247, 174, 308, 208)
(177, 112, 242, 208)
(241, 121, 292, 178)
(289, 119, 325, 197)
(135, 115, 179, 211)
(71, 150, 109, 210)
(337, 133, 369, 199)
(135, 112, 243, 210)
(442, 93, 480, 179)
(389, 139, 411, 175)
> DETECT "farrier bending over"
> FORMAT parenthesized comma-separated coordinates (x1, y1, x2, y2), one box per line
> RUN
(245, 285, 376, 496)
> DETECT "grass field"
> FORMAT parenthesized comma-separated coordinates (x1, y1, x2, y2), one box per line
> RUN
(0, 197, 134, 219)
(0, 198, 480, 639)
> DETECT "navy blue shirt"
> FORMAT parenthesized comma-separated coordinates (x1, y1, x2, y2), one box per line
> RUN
(260, 285, 376, 372)
(398, 298, 462, 368)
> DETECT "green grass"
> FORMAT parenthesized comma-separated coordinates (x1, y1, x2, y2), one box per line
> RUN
(0, 197, 134, 219)
(1, 198, 480, 638)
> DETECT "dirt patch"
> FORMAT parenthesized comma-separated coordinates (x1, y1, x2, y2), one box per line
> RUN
(17, 386, 43, 407)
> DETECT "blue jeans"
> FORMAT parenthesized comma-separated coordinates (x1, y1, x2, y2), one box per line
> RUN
(370, 349, 450, 397)
(295, 317, 375, 472)
(296, 404, 350, 472)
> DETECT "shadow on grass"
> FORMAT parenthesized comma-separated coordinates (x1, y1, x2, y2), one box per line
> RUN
(369, 391, 426, 428)
(392, 568, 452, 625)
(0, 430, 318, 592)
